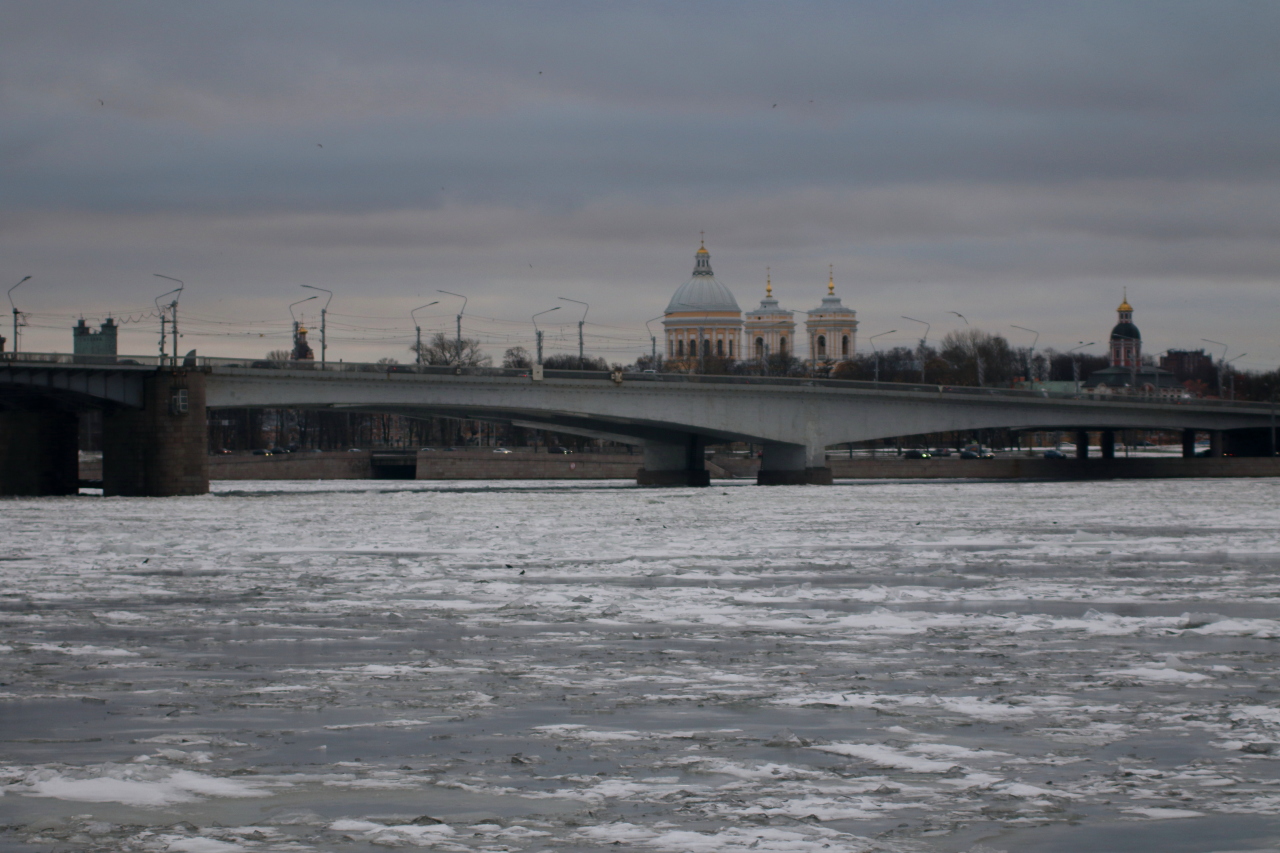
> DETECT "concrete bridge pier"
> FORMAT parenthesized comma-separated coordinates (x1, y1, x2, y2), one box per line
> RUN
(1101, 430, 1116, 460)
(1075, 430, 1089, 461)
(102, 370, 209, 497)
(0, 408, 79, 495)
(1183, 429, 1197, 458)
(756, 442, 833, 486)
(636, 436, 710, 487)
(1209, 430, 1224, 458)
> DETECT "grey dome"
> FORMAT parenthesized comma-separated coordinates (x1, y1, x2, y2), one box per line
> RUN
(808, 294, 855, 315)
(665, 244, 740, 313)
(666, 277, 741, 313)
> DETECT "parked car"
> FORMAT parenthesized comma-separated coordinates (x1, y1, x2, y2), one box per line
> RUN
(548, 446, 573, 454)
(493, 447, 513, 454)
(902, 449, 932, 459)
(1043, 449, 1067, 459)
(419, 447, 437, 452)
(251, 448, 272, 456)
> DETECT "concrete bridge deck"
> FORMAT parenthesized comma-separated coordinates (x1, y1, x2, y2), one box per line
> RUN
(2, 352, 1277, 494)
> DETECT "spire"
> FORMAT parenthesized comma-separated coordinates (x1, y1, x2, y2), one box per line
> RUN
(692, 235, 713, 276)
(766, 267, 772, 298)
(1118, 287, 1132, 313)
(828, 264, 835, 296)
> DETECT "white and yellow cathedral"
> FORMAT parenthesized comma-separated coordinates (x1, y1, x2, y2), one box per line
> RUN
(662, 240, 858, 366)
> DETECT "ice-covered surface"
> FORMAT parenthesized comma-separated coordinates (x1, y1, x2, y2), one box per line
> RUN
(2, 477, 1280, 851)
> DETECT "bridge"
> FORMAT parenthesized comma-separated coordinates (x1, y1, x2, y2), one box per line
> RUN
(2, 352, 1276, 495)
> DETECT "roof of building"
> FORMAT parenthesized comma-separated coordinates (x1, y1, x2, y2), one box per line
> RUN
(1086, 365, 1180, 388)
(665, 243, 741, 314)
(1110, 321, 1141, 340)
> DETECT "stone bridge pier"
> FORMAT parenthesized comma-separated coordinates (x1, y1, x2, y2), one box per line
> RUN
(0, 369, 209, 497)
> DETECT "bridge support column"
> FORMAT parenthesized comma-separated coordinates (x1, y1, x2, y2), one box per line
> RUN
(1182, 429, 1197, 458)
(1101, 430, 1116, 460)
(636, 436, 709, 487)
(1209, 430, 1224, 458)
(756, 442, 833, 485)
(0, 409, 79, 496)
(102, 369, 209, 497)
(1075, 430, 1089, 461)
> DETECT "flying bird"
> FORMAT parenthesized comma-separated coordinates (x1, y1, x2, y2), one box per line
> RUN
(317, 143, 323, 148)
(98, 99, 104, 106)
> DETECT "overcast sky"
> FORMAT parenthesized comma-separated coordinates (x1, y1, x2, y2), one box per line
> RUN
(3, 1, 1277, 367)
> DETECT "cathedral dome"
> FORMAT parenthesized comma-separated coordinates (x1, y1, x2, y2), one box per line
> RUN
(664, 242, 740, 313)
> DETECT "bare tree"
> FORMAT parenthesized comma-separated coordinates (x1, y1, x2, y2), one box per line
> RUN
(410, 332, 491, 367)
(502, 346, 532, 369)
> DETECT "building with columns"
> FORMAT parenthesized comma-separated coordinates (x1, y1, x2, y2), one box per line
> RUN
(663, 240, 742, 365)
(743, 270, 795, 362)
(804, 269, 858, 368)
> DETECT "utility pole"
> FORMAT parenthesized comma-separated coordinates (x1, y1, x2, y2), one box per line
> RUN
(439, 290, 467, 365)
(301, 285, 334, 368)
(7, 276, 30, 355)
(411, 301, 439, 368)
(1203, 339, 1228, 398)
(154, 275, 184, 366)
(559, 297, 589, 369)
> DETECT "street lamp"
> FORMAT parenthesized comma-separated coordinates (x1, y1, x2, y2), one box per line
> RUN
(289, 296, 317, 361)
(558, 297, 589, 369)
(411, 301, 439, 368)
(1203, 339, 1229, 397)
(532, 307, 561, 365)
(901, 316, 930, 382)
(1068, 341, 1096, 393)
(300, 285, 333, 368)
(869, 330, 896, 384)
(439, 290, 467, 365)
(154, 274, 184, 363)
(1011, 325, 1040, 387)
(644, 314, 665, 367)
(7, 275, 31, 354)
(948, 311, 984, 386)
(1225, 353, 1248, 401)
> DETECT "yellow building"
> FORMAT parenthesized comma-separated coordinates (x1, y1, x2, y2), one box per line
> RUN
(663, 240, 742, 364)
(804, 268, 857, 367)
(743, 269, 795, 362)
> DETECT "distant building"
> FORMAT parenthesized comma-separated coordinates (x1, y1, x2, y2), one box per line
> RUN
(1160, 349, 1216, 388)
(1085, 296, 1181, 398)
(72, 318, 118, 362)
(804, 268, 857, 368)
(663, 240, 742, 364)
(743, 270, 795, 361)
(291, 324, 315, 361)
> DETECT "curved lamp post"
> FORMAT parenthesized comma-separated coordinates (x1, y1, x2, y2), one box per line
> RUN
(439, 290, 467, 365)
(558, 297, 589, 369)
(7, 275, 31, 354)
(901, 316, 930, 382)
(869, 330, 896, 384)
(532, 307, 561, 365)
(411, 301, 440, 367)
(1067, 341, 1096, 393)
(644, 314, 665, 366)
(153, 274, 184, 363)
(1011, 325, 1040, 386)
(300, 285, 333, 367)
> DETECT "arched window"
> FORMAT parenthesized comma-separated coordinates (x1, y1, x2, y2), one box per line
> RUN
(728, 339, 733, 357)
(702, 339, 711, 356)
(779, 336, 787, 354)
(716, 339, 724, 357)
(668, 338, 673, 357)
(677, 340, 684, 357)
(841, 335, 849, 357)
(817, 335, 827, 358)
(755, 337, 764, 359)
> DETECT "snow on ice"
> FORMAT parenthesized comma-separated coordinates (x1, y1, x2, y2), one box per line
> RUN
(2, 476, 1280, 851)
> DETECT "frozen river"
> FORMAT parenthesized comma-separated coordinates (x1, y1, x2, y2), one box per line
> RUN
(3, 477, 1280, 853)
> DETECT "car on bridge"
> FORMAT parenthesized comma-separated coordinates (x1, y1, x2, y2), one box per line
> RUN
(902, 449, 932, 459)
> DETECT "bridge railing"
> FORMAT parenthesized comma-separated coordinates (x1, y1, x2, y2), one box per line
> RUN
(3, 351, 1274, 412)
